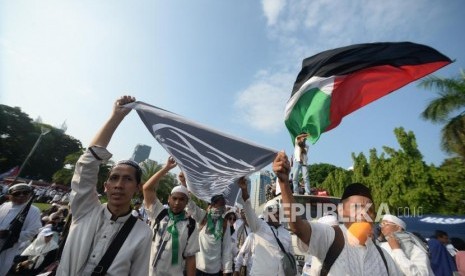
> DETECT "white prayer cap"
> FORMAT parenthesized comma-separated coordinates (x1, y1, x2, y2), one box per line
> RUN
(8, 183, 32, 194)
(171, 185, 189, 197)
(382, 214, 406, 230)
(40, 228, 54, 237)
(317, 215, 339, 226)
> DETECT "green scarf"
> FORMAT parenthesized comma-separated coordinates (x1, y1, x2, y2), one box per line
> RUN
(167, 209, 185, 265)
(206, 212, 224, 240)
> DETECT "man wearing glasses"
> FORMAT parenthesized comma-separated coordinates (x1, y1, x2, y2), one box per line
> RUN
(379, 214, 434, 276)
(0, 183, 42, 276)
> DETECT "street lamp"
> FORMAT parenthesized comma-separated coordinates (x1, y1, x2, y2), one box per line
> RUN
(11, 126, 51, 183)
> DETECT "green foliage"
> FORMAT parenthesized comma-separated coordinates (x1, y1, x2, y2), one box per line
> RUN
(0, 104, 82, 181)
(52, 150, 84, 185)
(419, 70, 465, 159)
(431, 157, 465, 214)
(139, 159, 176, 204)
(321, 168, 352, 197)
(308, 163, 341, 187)
(320, 127, 461, 215)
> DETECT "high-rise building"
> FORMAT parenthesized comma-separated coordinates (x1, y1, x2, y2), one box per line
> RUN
(248, 170, 272, 211)
(130, 144, 151, 163)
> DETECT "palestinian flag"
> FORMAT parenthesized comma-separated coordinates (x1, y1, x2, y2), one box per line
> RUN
(285, 42, 452, 144)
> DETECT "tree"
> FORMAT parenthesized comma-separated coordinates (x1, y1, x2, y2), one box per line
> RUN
(140, 159, 176, 203)
(0, 104, 83, 181)
(0, 105, 36, 169)
(419, 70, 465, 159)
(431, 157, 465, 214)
(52, 150, 84, 185)
(308, 163, 341, 188)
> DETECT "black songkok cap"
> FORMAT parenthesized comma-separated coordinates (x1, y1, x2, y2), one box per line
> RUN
(113, 160, 142, 184)
(341, 183, 373, 202)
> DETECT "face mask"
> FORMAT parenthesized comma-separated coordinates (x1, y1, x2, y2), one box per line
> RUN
(348, 222, 372, 245)
(210, 207, 225, 220)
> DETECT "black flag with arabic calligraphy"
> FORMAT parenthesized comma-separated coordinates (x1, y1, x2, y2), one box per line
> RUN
(127, 101, 278, 204)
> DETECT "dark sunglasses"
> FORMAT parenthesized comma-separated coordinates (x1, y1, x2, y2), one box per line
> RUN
(11, 191, 31, 197)
(226, 216, 237, 221)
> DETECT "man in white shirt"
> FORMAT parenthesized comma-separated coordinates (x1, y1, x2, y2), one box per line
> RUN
(186, 192, 232, 275)
(142, 156, 199, 276)
(237, 177, 295, 275)
(272, 151, 401, 275)
(380, 214, 434, 275)
(0, 183, 41, 276)
(292, 133, 311, 195)
(56, 96, 152, 276)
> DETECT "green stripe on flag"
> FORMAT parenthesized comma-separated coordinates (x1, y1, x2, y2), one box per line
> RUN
(285, 87, 331, 144)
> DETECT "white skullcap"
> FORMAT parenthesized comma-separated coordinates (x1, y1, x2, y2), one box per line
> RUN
(382, 214, 406, 230)
(171, 185, 189, 197)
(317, 215, 339, 226)
(40, 228, 54, 237)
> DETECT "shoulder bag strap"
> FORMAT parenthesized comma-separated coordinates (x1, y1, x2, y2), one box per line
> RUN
(320, 225, 345, 276)
(374, 243, 389, 275)
(269, 225, 287, 253)
(91, 215, 138, 276)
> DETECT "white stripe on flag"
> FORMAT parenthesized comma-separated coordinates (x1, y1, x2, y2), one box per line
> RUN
(284, 75, 335, 120)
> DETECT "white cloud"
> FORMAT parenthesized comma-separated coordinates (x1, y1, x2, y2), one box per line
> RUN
(261, 0, 287, 26)
(234, 71, 294, 133)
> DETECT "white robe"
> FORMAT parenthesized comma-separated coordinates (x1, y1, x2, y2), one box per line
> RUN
(21, 234, 58, 269)
(56, 147, 152, 276)
(0, 201, 41, 276)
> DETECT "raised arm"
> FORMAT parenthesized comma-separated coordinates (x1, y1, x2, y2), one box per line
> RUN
(89, 95, 135, 148)
(272, 151, 312, 245)
(71, 96, 135, 219)
(142, 156, 177, 209)
(237, 177, 261, 232)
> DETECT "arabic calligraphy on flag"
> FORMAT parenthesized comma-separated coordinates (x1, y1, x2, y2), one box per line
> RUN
(127, 102, 277, 203)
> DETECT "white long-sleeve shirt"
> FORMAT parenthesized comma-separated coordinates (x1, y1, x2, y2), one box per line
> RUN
(380, 241, 434, 276)
(243, 198, 294, 276)
(56, 147, 152, 276)
(146, 199, 199, 276)
(187, 199, 232, 274)
(234, 233, 254, 275)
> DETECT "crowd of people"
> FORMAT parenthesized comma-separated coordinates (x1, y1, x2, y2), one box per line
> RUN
(1, 95, 464, 276)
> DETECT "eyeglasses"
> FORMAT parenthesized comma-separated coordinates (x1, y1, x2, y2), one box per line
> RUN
(379, 221, 396, 227)
(226, 217, 237, 221)
(11, 191, 31, 197)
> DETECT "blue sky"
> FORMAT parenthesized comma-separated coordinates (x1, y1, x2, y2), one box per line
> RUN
(1, 0, 464, 172)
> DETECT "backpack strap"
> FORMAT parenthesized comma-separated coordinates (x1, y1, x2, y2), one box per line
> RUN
(152, 208, 169, 241)
(187, 217, 196, 239)
(320, 225, 345, 276)
(374, 243, 389, 275)
(91, 215, 138, 276)
(154, 209, 194, 239)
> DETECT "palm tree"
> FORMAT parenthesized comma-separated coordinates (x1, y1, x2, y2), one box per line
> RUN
(419, 70, 465, 159)
(139, 159, 176, 203)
